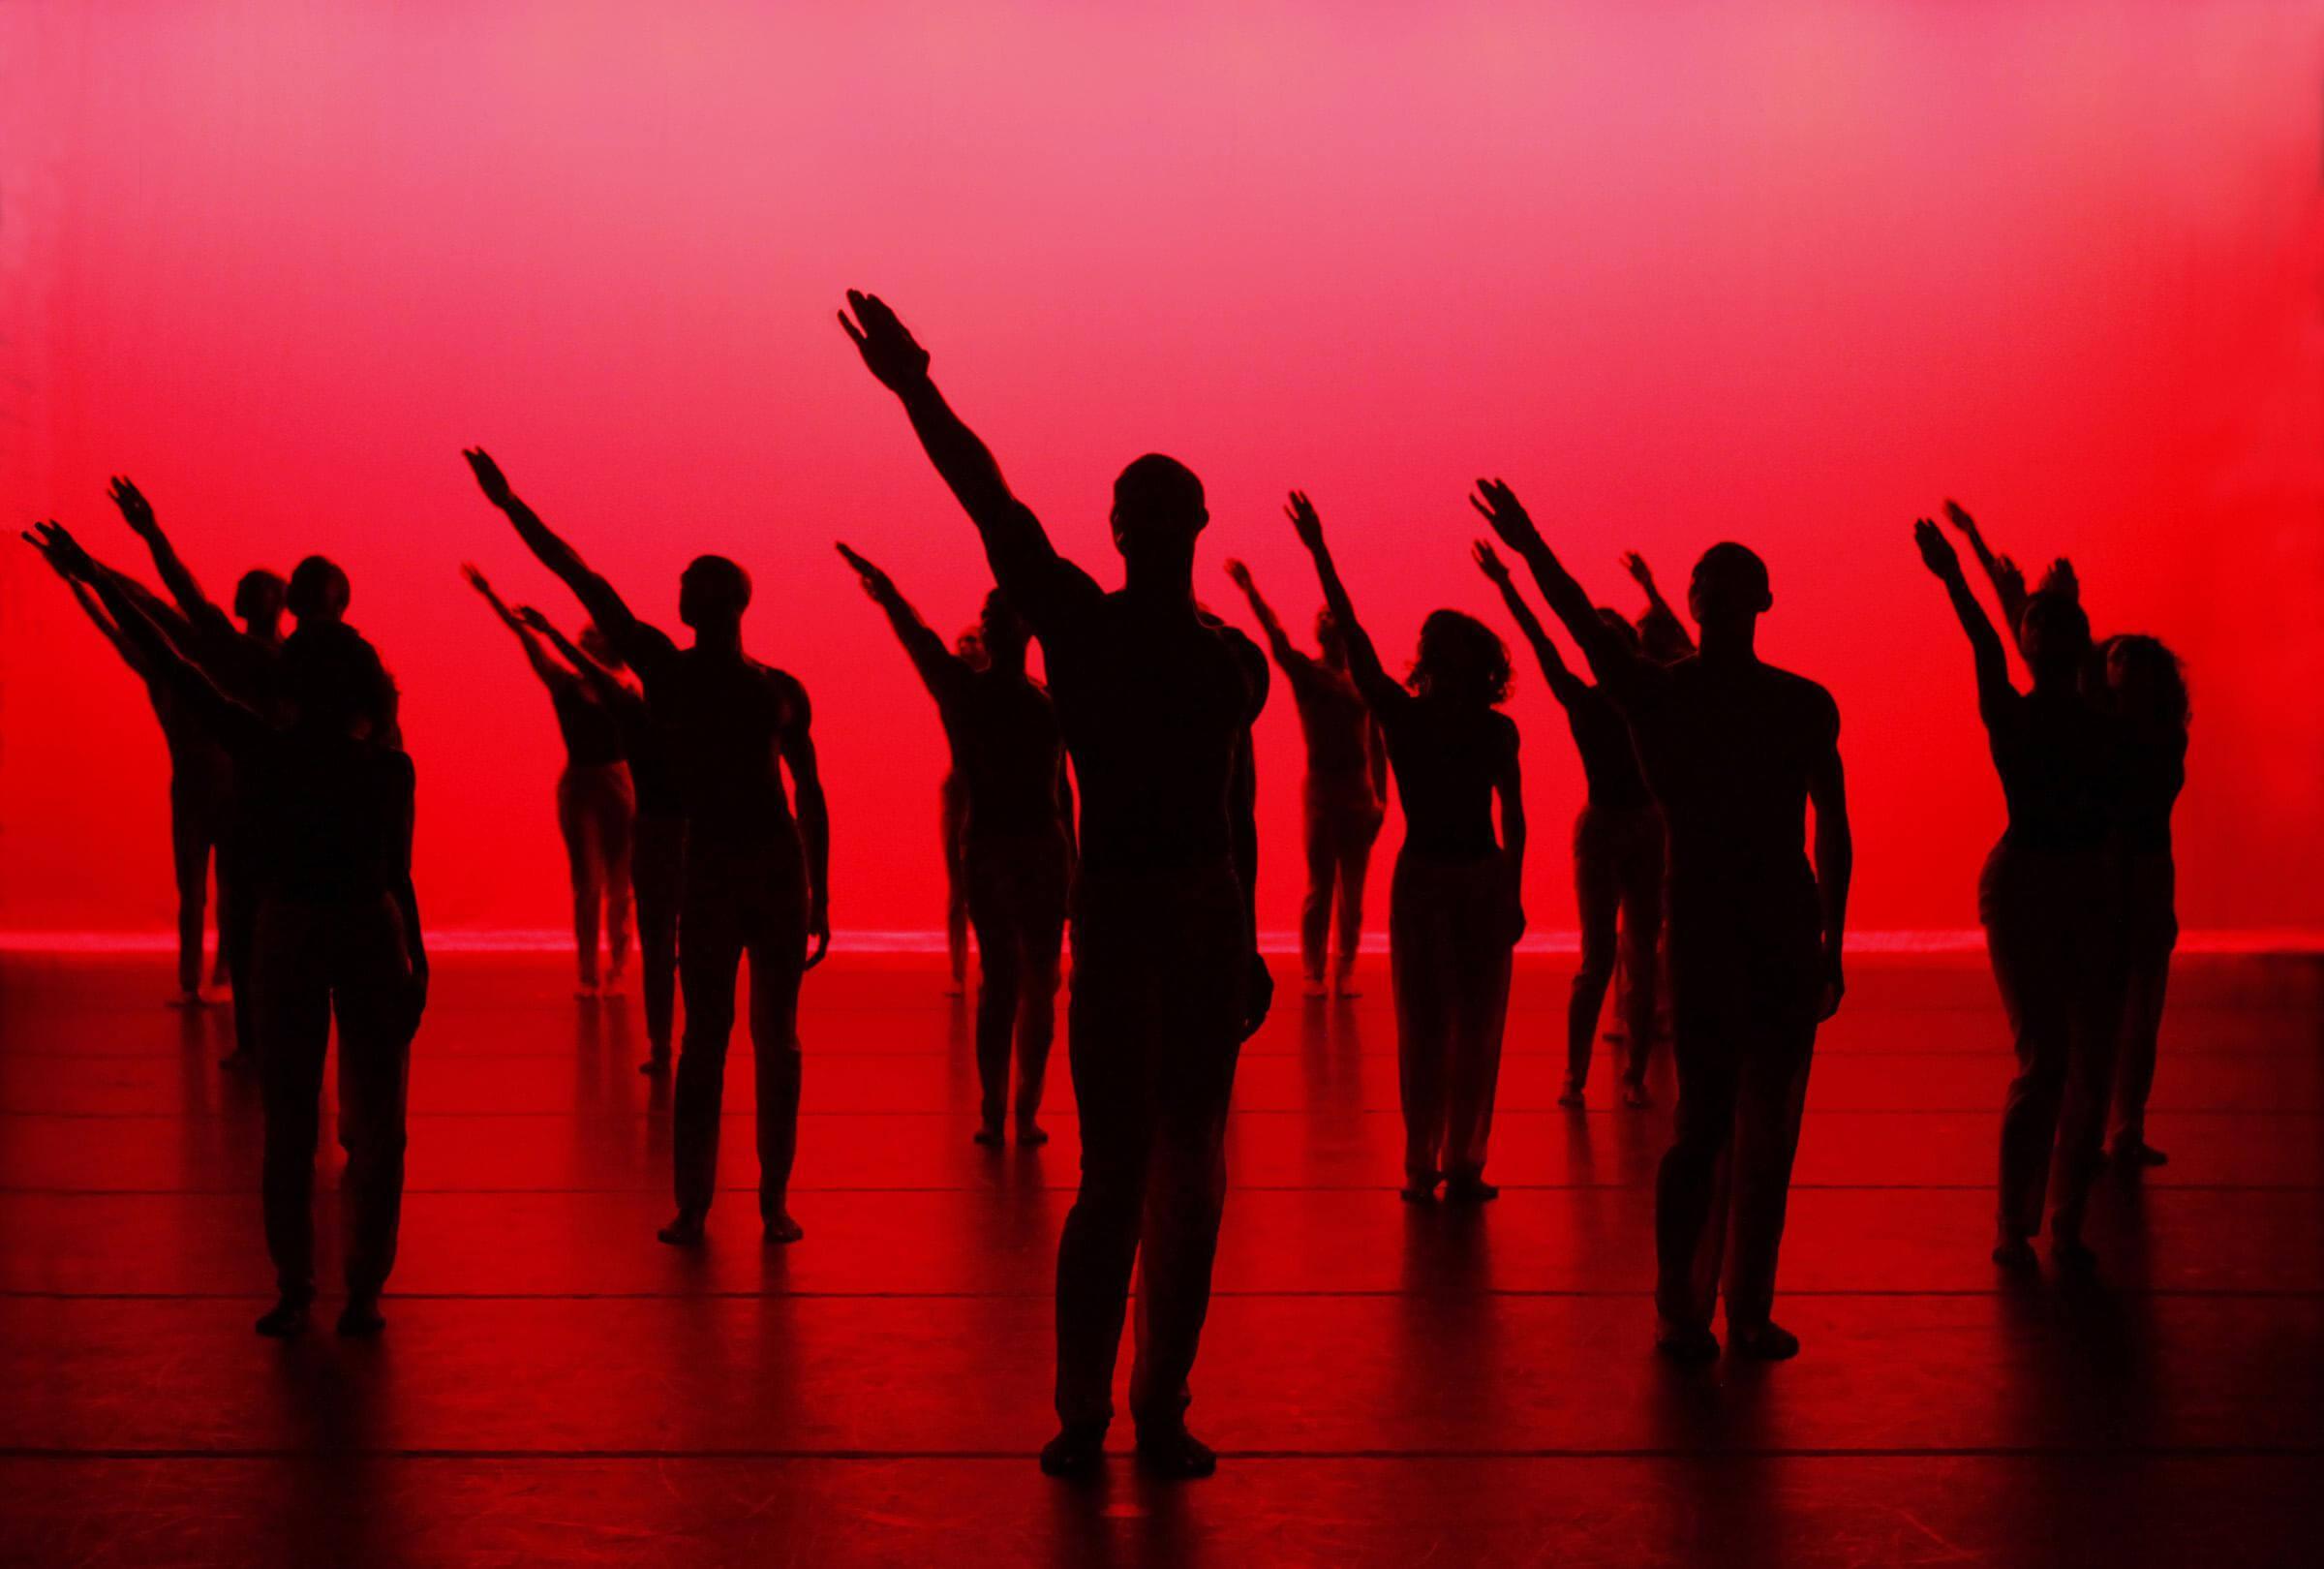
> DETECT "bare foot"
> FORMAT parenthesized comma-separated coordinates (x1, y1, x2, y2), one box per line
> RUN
(764, 1211, 805, 1245)
(657, 1211, 707, 1246)
(1017, 1120, 1050, 1147)
(1729, 1321, 1801, 1361)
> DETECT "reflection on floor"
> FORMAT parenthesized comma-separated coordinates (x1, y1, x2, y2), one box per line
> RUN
(2, 951, 2318, 1566)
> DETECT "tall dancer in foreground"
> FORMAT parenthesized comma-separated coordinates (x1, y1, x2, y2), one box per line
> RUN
(839, 544, 1074, 1145)
(1292, 498, 1526, 1201)
(463, 567, 635, 998)
(1476, 542, 1664, 1108)
(841, 291, 1271, 1481)
(1223, 558, 1386, 999)
(1476, 482, 1850, 1361)
(1912, 519, 2122, 1267)
(465, 449, 830, 1246)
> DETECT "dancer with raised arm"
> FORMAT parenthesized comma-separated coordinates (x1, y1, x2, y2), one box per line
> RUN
(110, 477, 286, 1061)
(1475, 481, 1850, 1362)
(520, 607, 685, 1074)
(841, 290, 1270, 1481)
(30, 521, 425, 1340)
(839, 543, 1073, 1146)
(1912, 518, 2122, 1267)
(31, 537, 233, 1006)
(1476, 541, 1664, 1108)
(1622, 550, 1696, 665)
(464, 448, 829, 1247)
(1290, 497, 1524, 1201)
(463, 565, 634, 999)
(1224, 558, 1386, 999)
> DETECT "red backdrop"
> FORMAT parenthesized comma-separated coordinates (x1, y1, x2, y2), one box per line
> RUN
(4, 1, 2320, 942)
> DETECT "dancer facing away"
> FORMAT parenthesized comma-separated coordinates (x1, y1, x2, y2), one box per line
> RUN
(1913, 518, 2123, 1268)
(1475, 541, 1665, 1108)
(1291, 496, 1525, 1202)
(942, 626, 987, 996)
(111, 477, 287, 1061)
(1476, 482, 1850, 1362)
(1223, 557, 1387, 999)
(30, 522, 426, 1340)
(31, 536, 233, 1006)
(841, 290, 1271, 1481)
(839, 544, 1074, 1146)
(463, 565, 635, 998)
(519, 607, 685, 1075)
(465, 448, 830, 1247)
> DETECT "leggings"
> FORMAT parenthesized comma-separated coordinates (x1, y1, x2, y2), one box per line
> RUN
(966, 828, 1069, 1129)
(1389, 848, 1516, 1184)
(1568, 803, 1665, 1090)
(1300, 778, 1382, 983)
(2110, 851, 2177, 1152)
(630, 811, 684, 1056)
(557, 762, 634, 986)
(168, 772, 225, 995)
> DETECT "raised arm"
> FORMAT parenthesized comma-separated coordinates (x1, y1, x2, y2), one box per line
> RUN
(462, 448, 661, 666)
(838, 292, 1092, 631)
(1806, 705, 1851, 1020)
(1943, 501, 2029, 639)
(1470, 480, 1651, 701)
(34, 539, 150, 677)
(1474, 540, 1589, 707)
(1914, 519, 2015, 717)
(1622, 551, 1695, 658)
(1285, 490, 1403, 714)
(519, 606, 631, 708)
(109, 477, 238, 646)
(462, 564, 575, 691)
(778, 679, 832, 969)
(1222, 558, 1307, 673)
(834, 541, 965, 702)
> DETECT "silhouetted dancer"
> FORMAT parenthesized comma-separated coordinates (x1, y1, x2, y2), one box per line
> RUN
(841, 544, 1073, 1144)
(522, 608, 685, 1075)
(1624, 550, 1697, 665)
(110, 477, 286, 1062)
(464, 448, 829, 1246)
(1224, 557, 1387, 999)
(943, 626, 988, 997)
(1290, 496, 1524, 1201)
(841, 291, 1270, 1481)
(29, 521, 425, 1339)
(32, 539, 233, 1005)
(2097, 633, 2186, 1168)
(1477, 541, 1665, 1109)
(463, 565, 635, 998)
(1477, 481, 1850, 1362)
(1913, 518, 2123, 1270)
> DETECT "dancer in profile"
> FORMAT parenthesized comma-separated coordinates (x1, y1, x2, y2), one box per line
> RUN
(1913, 518, 2121, 1268)
(2098, 633, 2186, 1168)
(520, 608, 684, 1074)
(1476, 542, 1664, 1108)
(839, 543, 1072, 1145)
(110, 477, 286, 1063)
(1290, 496, 1524, 1201)
(942, 627, 986, 997)
(1223, 558, 1386, 999)
(841, 290, 1270, 1480)
(463, 565, 634, 998)
(465, 448, 829, 1246)
(29, 521, 425, 1339)
(1476, 482, 1850, 1362)
(31, 536, 232, 1005)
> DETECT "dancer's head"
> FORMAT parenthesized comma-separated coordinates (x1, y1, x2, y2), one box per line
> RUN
(286, 556, 350, 627)
(1315, 608, 1349, 670)
(2102, 633, 2188, 735)
(980, 589, 1030, 671)
(954, 627, 989, 671)
(1110, 454, 1208, 564)
(579, 625, 623, 669)
(1596, 607, 1643, 658)
(233, 569, 287, 634)
(281, 623, 398, 741)
(1410, 609, 1512, 707)
(1687, 542, 1771, 641)
(1636, 603, 1691, 664)
(679, 554, 751, 635)
(2018, 588, 2091, 690)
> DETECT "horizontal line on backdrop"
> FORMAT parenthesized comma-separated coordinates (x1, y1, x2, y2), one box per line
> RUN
(0, 1445, 2313, 1463)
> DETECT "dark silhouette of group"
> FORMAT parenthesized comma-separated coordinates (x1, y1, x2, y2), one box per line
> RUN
(15, 290, 2187, 1480)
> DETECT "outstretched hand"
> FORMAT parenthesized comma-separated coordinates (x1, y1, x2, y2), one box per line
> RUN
(1472, 539, 1513, 585)
(1284, 490, 1325, 552)
(833, 541, 894, 599)
(838, 291, 931, 392)
(1991, 553, 2027, 605)
(1621, 550, 1655, 590)
(107, 477, 158, 537)
(1469, 479, 1542, 554)
(1942, 499, 1982, 540)
(459, 562, 496, 598)
(1223, 557, 1255, 593)
(1912, 518, 1961, 578)
(22, 520, 96, 580)
(2040, 557, 2079, 601)
(462, 447, 514, 508)
(515, 605, 555, 634)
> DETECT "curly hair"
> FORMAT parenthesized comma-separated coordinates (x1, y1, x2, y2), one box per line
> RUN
(1409, 609, 1512, 706)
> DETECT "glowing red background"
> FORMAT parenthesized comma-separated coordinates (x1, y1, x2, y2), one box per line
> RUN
(4, 2, 2320, 941)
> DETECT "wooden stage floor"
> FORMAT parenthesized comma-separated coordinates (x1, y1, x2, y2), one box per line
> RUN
(1, 949, 2318, 1566)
